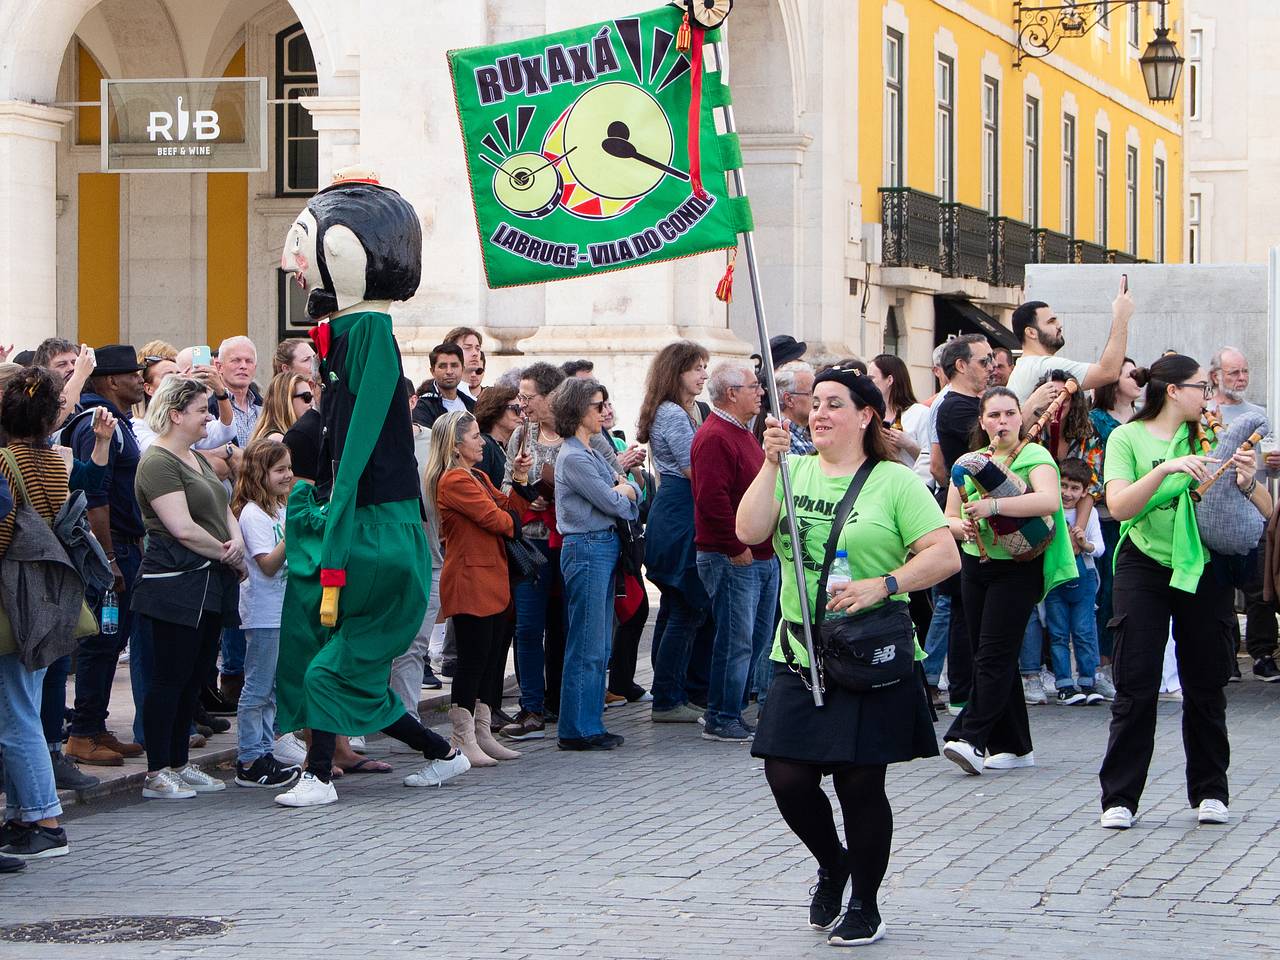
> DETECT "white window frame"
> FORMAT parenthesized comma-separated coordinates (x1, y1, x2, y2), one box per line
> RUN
(935, 54, 954, 201)
(1187, 192, 1202, 264)
(884, 29, 905, 188)
(982, 77, 999, 214)
(1153, 157, 1166, 262)
(1128, 3, 1142, 49)
(1187, 29, 1203, 121)
(1125, 144, 1139, 256)
(1024, 96, 1040, 226)
(1062, 114, 1076, 237)
(1095, 130, 1108, 247)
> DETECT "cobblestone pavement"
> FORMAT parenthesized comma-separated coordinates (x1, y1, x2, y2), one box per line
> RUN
(3, 653, 1279, 959)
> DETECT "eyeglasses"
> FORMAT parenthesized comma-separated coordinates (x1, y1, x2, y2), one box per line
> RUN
(730, 381, 764, 392)
(293, 391, 314, 404)
(587, 401, 607, 412)
(516, 393, 538, 403)
(974, 355, 995, 368)
(1175, 381, 1213, 399)
(504, 403, 523, 414)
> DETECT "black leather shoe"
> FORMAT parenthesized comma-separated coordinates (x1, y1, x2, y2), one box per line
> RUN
(200, 687, 236, 717)
(557, 734, 618, 751)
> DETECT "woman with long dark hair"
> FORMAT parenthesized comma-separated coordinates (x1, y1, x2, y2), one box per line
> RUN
(868, 354, 928, 469)
(736, 368, 959, 946)
(1098, 354, 1269, 829)
(637, 340, 712, 723)
(941, 387, 1077, 777)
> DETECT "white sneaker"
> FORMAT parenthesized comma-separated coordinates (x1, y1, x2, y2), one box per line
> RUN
(404, 751, 471, 788)
(274, 771, 338, 808)
(348, 736, 366, 751)
(1039, 666, 1056, 696)
(1093, 667, 1117, 700)
(1197, 799, 1229, 824)
(942, 740, 983, 775)
(984, 751, 1035, 770)
(173, 763, 225, 793)
(1100, 806, 1134, 829)
(1022, 674, 1047, 705)
(946, 702, 964, 717)
(273, 732, 308, 767)
(142, 769, 196, 800)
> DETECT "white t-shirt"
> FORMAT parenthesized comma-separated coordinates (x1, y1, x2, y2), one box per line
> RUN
(1007, 355, 1092, 403)
(1064, 504, 1105, 571)
(927, 385, 951, 445)
(238, 501, 287, 629)
(441, 394, 467, 414)
(899, 402, 932, 477)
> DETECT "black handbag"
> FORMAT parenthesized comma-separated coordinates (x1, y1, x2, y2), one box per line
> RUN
(504, 535, 547, 582)
(784, 459, 915, 693)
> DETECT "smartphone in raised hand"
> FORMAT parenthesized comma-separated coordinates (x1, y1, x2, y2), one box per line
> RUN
(191, 344, 212, 367)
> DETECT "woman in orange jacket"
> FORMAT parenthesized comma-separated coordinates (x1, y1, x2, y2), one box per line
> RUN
(425, 410, 534, 766)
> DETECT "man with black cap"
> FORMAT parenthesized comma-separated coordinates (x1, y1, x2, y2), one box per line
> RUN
(62, 345, 148, 767)
(752, 334, 807, 373)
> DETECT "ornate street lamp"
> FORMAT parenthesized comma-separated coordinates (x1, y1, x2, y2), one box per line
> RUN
(1013, 0, 1185, 103)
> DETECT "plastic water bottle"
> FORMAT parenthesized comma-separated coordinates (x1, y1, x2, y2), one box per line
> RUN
(825, 550, 853, 621)
(101, 588, 119, 635)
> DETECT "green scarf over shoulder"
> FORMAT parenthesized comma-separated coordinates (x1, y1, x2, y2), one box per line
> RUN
(1115, 422, 1205, 592)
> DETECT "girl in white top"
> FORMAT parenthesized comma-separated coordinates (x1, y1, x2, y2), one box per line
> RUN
(229, 439, 299, 788)
(869, 354, 930, 474)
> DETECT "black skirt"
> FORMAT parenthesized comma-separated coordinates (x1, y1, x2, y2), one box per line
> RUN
(751, 661, 939, 768)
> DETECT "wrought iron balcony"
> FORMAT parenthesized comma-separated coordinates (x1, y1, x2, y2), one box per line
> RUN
(1030, 228, 1073, 264)
(990, 217, 1032, 287)
(880, 187, 942, 272)
(1072, 240, 1109, 264)
(941, 202, 992, 280)
(1108, 249, 1139, 264)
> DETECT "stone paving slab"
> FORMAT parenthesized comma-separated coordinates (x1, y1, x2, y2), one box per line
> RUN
(2, 642, 1278, 959)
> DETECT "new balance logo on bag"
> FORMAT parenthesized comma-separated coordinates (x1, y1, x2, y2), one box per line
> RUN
(869, 644, 897, 665)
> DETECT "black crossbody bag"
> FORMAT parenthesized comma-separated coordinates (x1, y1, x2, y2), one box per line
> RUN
(784, 459, 916, 694)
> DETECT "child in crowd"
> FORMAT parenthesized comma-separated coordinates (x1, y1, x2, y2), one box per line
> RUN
(1044, 458, 1106, 705)
(231, 440, 303, 787)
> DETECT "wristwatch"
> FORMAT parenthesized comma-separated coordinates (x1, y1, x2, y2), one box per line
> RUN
(215, 392, 229, 401)
(882, 574, 898, 597)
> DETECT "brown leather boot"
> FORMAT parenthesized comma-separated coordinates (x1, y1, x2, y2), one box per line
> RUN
(473, 703, 520, 761)
(448, 706, 497, 767)
(219, 672, 244, 708)
(64, 735, 123, 767)
(97, 730, 144, 758)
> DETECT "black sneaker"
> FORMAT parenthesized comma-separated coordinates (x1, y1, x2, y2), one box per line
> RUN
(235, 755, 302, 788)
(200, 687, 237, 717)
(1081, 687, 1107, 705)
(0, 824, 69, 860)
(828, 899, 885, 947)
(558, 733, 618, 751)
(0, 854, 24, 873)
(598, 732, 624, 748)
(808, 852, 849, 929)
(50, 751, 100, 791)
(0, 821, 27, 849)
(439, 659, 457, 679)
(1229, 658, 1242, 683)
(1252, 657, 1280, 682)
(1057, 686, 1087, 705)
(420, 664, 443, 690)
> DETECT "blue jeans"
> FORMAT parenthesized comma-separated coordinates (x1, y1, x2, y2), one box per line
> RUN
(650, 585, 709, 711)
(921, 589, 950, 685)
(1019, 606, 1045, 674)
(72, 541, 141, 736)
(220, 627, 246, 677)
(1045, 567, 1100, 689)
(697, 553, 779, 729)
(513, 540, 563, 715)
(558, 530, 619, 741)
(129, 614, 152, 746)
(41, 654, 70, 748)
(237, 628, 281, 763)
(0, 654, 61, 823)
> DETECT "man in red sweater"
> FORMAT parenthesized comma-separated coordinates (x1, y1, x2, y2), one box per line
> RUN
(691, 360, 781, 743)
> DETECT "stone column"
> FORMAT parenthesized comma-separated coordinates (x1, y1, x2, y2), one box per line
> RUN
(296, 95, 361, 184)
(0, 101, 72, 346)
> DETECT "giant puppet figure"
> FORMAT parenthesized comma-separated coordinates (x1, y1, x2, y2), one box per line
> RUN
(274, 168, 469, 807)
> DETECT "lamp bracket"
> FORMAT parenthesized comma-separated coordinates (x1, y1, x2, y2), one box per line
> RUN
(1013, 0, 1158, 67)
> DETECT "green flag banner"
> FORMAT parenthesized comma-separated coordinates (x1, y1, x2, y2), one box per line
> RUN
(448, 4, 751, 289)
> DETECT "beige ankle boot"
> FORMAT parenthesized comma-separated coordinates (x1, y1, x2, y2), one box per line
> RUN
(473, 703, 520, 761)
(448, 706, 497, 767)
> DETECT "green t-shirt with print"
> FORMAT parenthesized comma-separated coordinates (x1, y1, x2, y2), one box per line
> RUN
(770, 455, 946, 668)
(958, 441, 1077, 598)
(1103, 420, 1186, 569)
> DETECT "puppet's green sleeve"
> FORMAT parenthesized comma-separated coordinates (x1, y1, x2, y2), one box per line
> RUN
(318, 313, 399, 587)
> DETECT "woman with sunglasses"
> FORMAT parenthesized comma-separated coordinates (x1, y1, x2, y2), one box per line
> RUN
(472, 385, 522, 487)
(1098, 355, 1270, 831)
(249, 373, 313, 445)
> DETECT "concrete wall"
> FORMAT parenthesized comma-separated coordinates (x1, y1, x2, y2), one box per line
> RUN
(1024, 263, 1271, 405)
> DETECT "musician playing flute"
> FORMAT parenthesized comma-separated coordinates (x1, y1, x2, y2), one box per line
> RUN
(1098, 355, 1271, 831)
(940, 387, 1078, 776)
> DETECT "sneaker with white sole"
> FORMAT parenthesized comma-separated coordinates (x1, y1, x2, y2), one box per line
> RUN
(1100, 806, 1133, 829)
(174, 763, 225, 793)
(1197, 799, 1229, 824)
(404, 751, 471, 788)
(274, 771, 338, 807)
(273, 732, 308, 767)
(1082, 687, 1106, 705)
(235, 755, 301, 788)
(142, 769, 197, 800)
(1057, 686, 1088, 705)
(942, 740, 983, 775)
(827, 900, 886, 947)
(1093, 667, 1117, 700)
(984, 751, 1035, 770)
(1022, 674, 1047, 705)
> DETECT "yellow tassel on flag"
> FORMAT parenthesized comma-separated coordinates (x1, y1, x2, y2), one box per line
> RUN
(676, 13, 692, 52)
(715, 250, 737, 303)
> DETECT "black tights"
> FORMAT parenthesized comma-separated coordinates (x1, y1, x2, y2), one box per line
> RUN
(305, 713, 453, 782)
(764, 759, 892, 906)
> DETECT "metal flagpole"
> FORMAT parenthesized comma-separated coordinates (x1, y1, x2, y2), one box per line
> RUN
(709, 39, 823, 706)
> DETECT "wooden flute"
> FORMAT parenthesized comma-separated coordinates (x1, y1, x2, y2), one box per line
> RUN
(1190, 430, 1263, 502)
(1007, 379, 1079, 462)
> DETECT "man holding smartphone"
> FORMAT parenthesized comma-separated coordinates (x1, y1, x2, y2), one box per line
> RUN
(1006, 276, 1135, 407)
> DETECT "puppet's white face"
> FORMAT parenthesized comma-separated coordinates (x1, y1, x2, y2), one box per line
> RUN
(281, 209, 321, 295)
(281, 208, 371, 312)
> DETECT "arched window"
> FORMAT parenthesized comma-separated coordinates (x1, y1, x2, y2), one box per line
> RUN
(884, 307, 902, 357)
(275, 23, 318, 196)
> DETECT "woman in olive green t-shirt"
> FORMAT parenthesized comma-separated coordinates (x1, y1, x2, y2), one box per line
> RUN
(941, 387, 1076, 778)
(1097, 354, 1270, 831)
